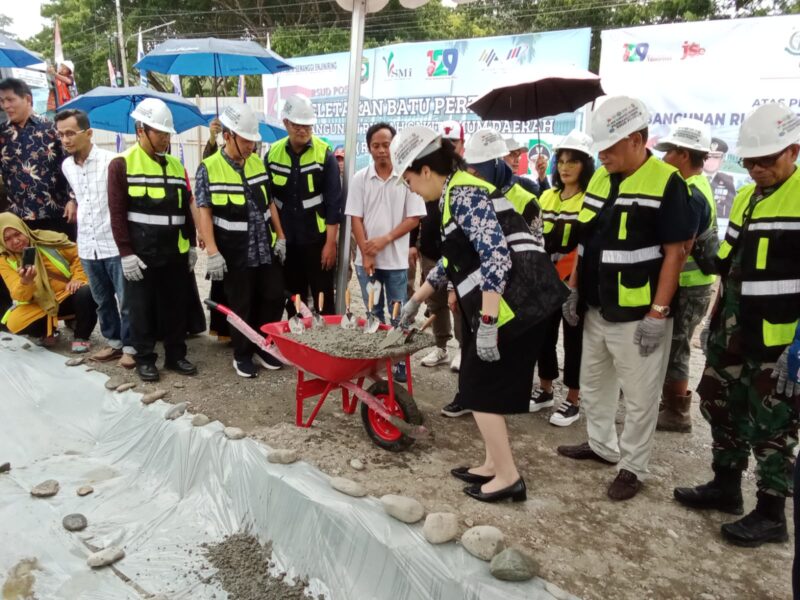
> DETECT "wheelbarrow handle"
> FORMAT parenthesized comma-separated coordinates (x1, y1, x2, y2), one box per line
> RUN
(204, 298, 231, 316)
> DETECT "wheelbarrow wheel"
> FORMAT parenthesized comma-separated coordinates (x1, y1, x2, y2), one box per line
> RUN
(361, 380, 422, 452)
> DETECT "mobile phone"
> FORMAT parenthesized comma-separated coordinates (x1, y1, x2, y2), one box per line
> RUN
(22, 247, 36, 268)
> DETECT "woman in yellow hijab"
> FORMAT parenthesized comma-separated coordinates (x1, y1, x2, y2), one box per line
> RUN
(0, 212, 96, 351)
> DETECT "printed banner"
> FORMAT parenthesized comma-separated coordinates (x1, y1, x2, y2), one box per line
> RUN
(263, 28, 591, 172)
(599, 15, 800, 226)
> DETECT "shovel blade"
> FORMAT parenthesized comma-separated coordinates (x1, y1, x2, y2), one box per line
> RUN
(364, 315, 380, 334)
(340, 313, 358, 329)
(289, 317, 305, 334)
(378, 327, 406, 349)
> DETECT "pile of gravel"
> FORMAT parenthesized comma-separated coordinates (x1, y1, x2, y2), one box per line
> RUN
(284, 326, 433, 359)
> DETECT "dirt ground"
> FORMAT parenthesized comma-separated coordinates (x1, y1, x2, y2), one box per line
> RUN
(56, 259, 793, 600)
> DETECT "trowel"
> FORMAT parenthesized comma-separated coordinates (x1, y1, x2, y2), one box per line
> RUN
(379, 314, 436, 349)
(289, 295, 305, 334)
(379, 301, 403, 347)
(311, 292, 326, 329)
(364, 287, 381, 334)
(340, 289, 357, 330)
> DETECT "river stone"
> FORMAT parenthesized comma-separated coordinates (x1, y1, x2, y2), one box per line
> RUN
(461, 525, 505, 561)
(30, 479, 60, 497)
(423, 512, 459, 544)
(115, 382, 136, 393)
(224, 426, 245, 440)
(0, 462, 10, 473)
(490, 548, 539, 582)
(62, 513, 88, 532)
(330, 477, 366, 497)
(191, 414, 210, 427)
(65, 357, 85, 367)
(104, 377, 125, 390)
(21, 342, 31, 350)
(349, 458, 365, 471)
(380, 494, 425, 524)
(141, 389, 167, 405)
(164, 402, 187, 420)
(267, 449, 298, 464)
(87, 546, 125, 568)
(544, 582, 571, 600)
(77, 485, 94, 496)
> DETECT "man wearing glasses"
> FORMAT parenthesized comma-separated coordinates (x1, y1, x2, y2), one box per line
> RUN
(266, 93, 342, 315)
(675, 103, 800, 548)
(56, 108, 135, 368)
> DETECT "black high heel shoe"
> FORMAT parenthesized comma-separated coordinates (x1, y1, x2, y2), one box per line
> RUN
(451, 466, 494, 485)
(463, 477, 527, 503)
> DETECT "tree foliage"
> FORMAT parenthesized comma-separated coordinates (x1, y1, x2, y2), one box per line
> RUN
(21, 0, 798, 94)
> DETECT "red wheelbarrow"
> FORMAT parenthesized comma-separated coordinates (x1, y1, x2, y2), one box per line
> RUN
(205, 299, 427, 452)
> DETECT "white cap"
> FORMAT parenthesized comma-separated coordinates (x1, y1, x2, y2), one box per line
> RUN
(590, 95, 650, 152)
(464, 128, 508, 164)
(281, 93, 316, 126)
(555, 129, 593, 155)
(131, 98, 176, 134)
(736, 103, 800, 159)
(59, 60, 75, 73)
(653, 118, 711, 153)
(504, 136, 527, 153)
(390, 126, 441, 183)
(438, 120, 464, 141)
(219, 102, 261, 142)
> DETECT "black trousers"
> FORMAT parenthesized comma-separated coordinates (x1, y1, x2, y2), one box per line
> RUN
(284, 241, 335, 316)
(535, 310, 583, 390)
(18, 285, 97, 339)
(26, 217, 77, 242)
(223, 263, 285, 362)
(124, 262, 189, 365)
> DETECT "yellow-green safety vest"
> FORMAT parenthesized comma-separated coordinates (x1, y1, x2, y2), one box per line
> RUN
(1, 247, 72, 324)
(679, 173, 718, 288)
(539, 188, 584, 262)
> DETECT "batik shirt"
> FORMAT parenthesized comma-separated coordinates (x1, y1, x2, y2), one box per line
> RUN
(0, 114, 71, 220)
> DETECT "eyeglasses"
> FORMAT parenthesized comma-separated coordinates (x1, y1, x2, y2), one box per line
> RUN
(56, 129, 85, 140)
(557, 159, 581, 167)
(738, 148, 786, 170)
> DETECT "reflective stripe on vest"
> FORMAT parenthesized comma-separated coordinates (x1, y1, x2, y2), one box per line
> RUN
(127, 213, 186, 226)
(539, 188, 584, 255)
(601, 245, 662, 265)
(741, 279, 800, 296)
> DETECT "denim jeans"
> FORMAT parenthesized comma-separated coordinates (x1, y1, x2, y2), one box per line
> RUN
(355, 266, 408, 324)
(81, 256, 134, 354)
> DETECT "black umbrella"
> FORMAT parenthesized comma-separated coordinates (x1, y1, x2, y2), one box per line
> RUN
(468, 67, 604, 121)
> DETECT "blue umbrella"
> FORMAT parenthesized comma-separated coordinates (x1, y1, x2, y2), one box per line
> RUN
(203, 111, 287, 143)
(58, 86, 207, 134)
(0, 34, 42, 68)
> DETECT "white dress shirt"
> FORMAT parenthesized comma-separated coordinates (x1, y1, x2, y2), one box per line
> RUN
(61, 145, 119, 260)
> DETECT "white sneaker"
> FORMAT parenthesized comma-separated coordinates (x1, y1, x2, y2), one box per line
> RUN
(450, 350, 461, 372)
(550, 402, 581, 427)
(421, 347, 450, 367)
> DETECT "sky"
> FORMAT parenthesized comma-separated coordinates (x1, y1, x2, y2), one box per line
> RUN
(2, 2, 49, 40)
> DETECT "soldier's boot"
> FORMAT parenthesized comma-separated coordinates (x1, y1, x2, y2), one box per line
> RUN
(657, 391, 692, 433)
(721, 492, 788, 547)
(673, 465, 744, 515)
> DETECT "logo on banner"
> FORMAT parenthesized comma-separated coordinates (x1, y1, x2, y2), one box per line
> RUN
(427, 48, 459, 77)
(361, 56, 370, 83)
(507, 45, 528, 62)
(478, 45, 529, 69)
(681, 41, 706, 59)
(479, 49, 499, 68)
(622, 42, 649, 62)
(383, 52, 412, 79)
(787, 31, 800, 56)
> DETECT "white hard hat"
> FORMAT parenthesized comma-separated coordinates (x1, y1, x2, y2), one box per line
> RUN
(653, 118, 711, 153)
(736, 103, 800, 159)
(590, 95, 650, 152)
(555, 129, 593, 156)
(131, 98, 176, 134)
(463, 128, 508, 164)
(504, 136, 527, 153)
(390, 125, 441, 182)
(438, 120, 464, 141)
(59, 60, 75, 73)
(281, 93, 316, 126)
(219, 102, 261, 142)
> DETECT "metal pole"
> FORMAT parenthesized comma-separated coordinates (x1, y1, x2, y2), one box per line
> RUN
(115, 0, 129, 87)
(334, 0, 366, 314)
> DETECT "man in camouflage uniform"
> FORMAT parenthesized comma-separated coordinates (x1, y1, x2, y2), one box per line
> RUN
(674, 103, 800, 547)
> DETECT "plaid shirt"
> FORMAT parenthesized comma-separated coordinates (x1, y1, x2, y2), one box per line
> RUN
(0, 114, 72, 220)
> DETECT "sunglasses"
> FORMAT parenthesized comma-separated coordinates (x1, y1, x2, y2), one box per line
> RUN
(738, 148, 786, 170)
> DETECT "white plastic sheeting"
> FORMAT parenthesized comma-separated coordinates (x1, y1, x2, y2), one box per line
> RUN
(0, 335, 573, 600)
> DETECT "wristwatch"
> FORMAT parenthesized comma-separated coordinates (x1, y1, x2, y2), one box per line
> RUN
(650, 304, 670, 317)
(480, 314, 498, 325)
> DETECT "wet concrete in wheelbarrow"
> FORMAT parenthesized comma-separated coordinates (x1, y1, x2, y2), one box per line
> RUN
(284, 325, 435, 360)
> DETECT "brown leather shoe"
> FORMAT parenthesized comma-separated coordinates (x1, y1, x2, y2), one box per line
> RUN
(117, 353, 136, 369)
(91, 346, 123, 362)
(557, 442, 617, 465)
(607, 469, 642, 501)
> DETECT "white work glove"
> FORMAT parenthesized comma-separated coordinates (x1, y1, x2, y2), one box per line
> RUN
(206, 252, 227, 281)
(633, 315, 668, 357)
(562, 286, 579, 327)
(476, 320, 500, 362)
(121, 254, 147, 282)
(273, 238, 287, 265)
(399, 298, 421, 329)
(188, 247, 198, 272)
(772, 346, 800, 398)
